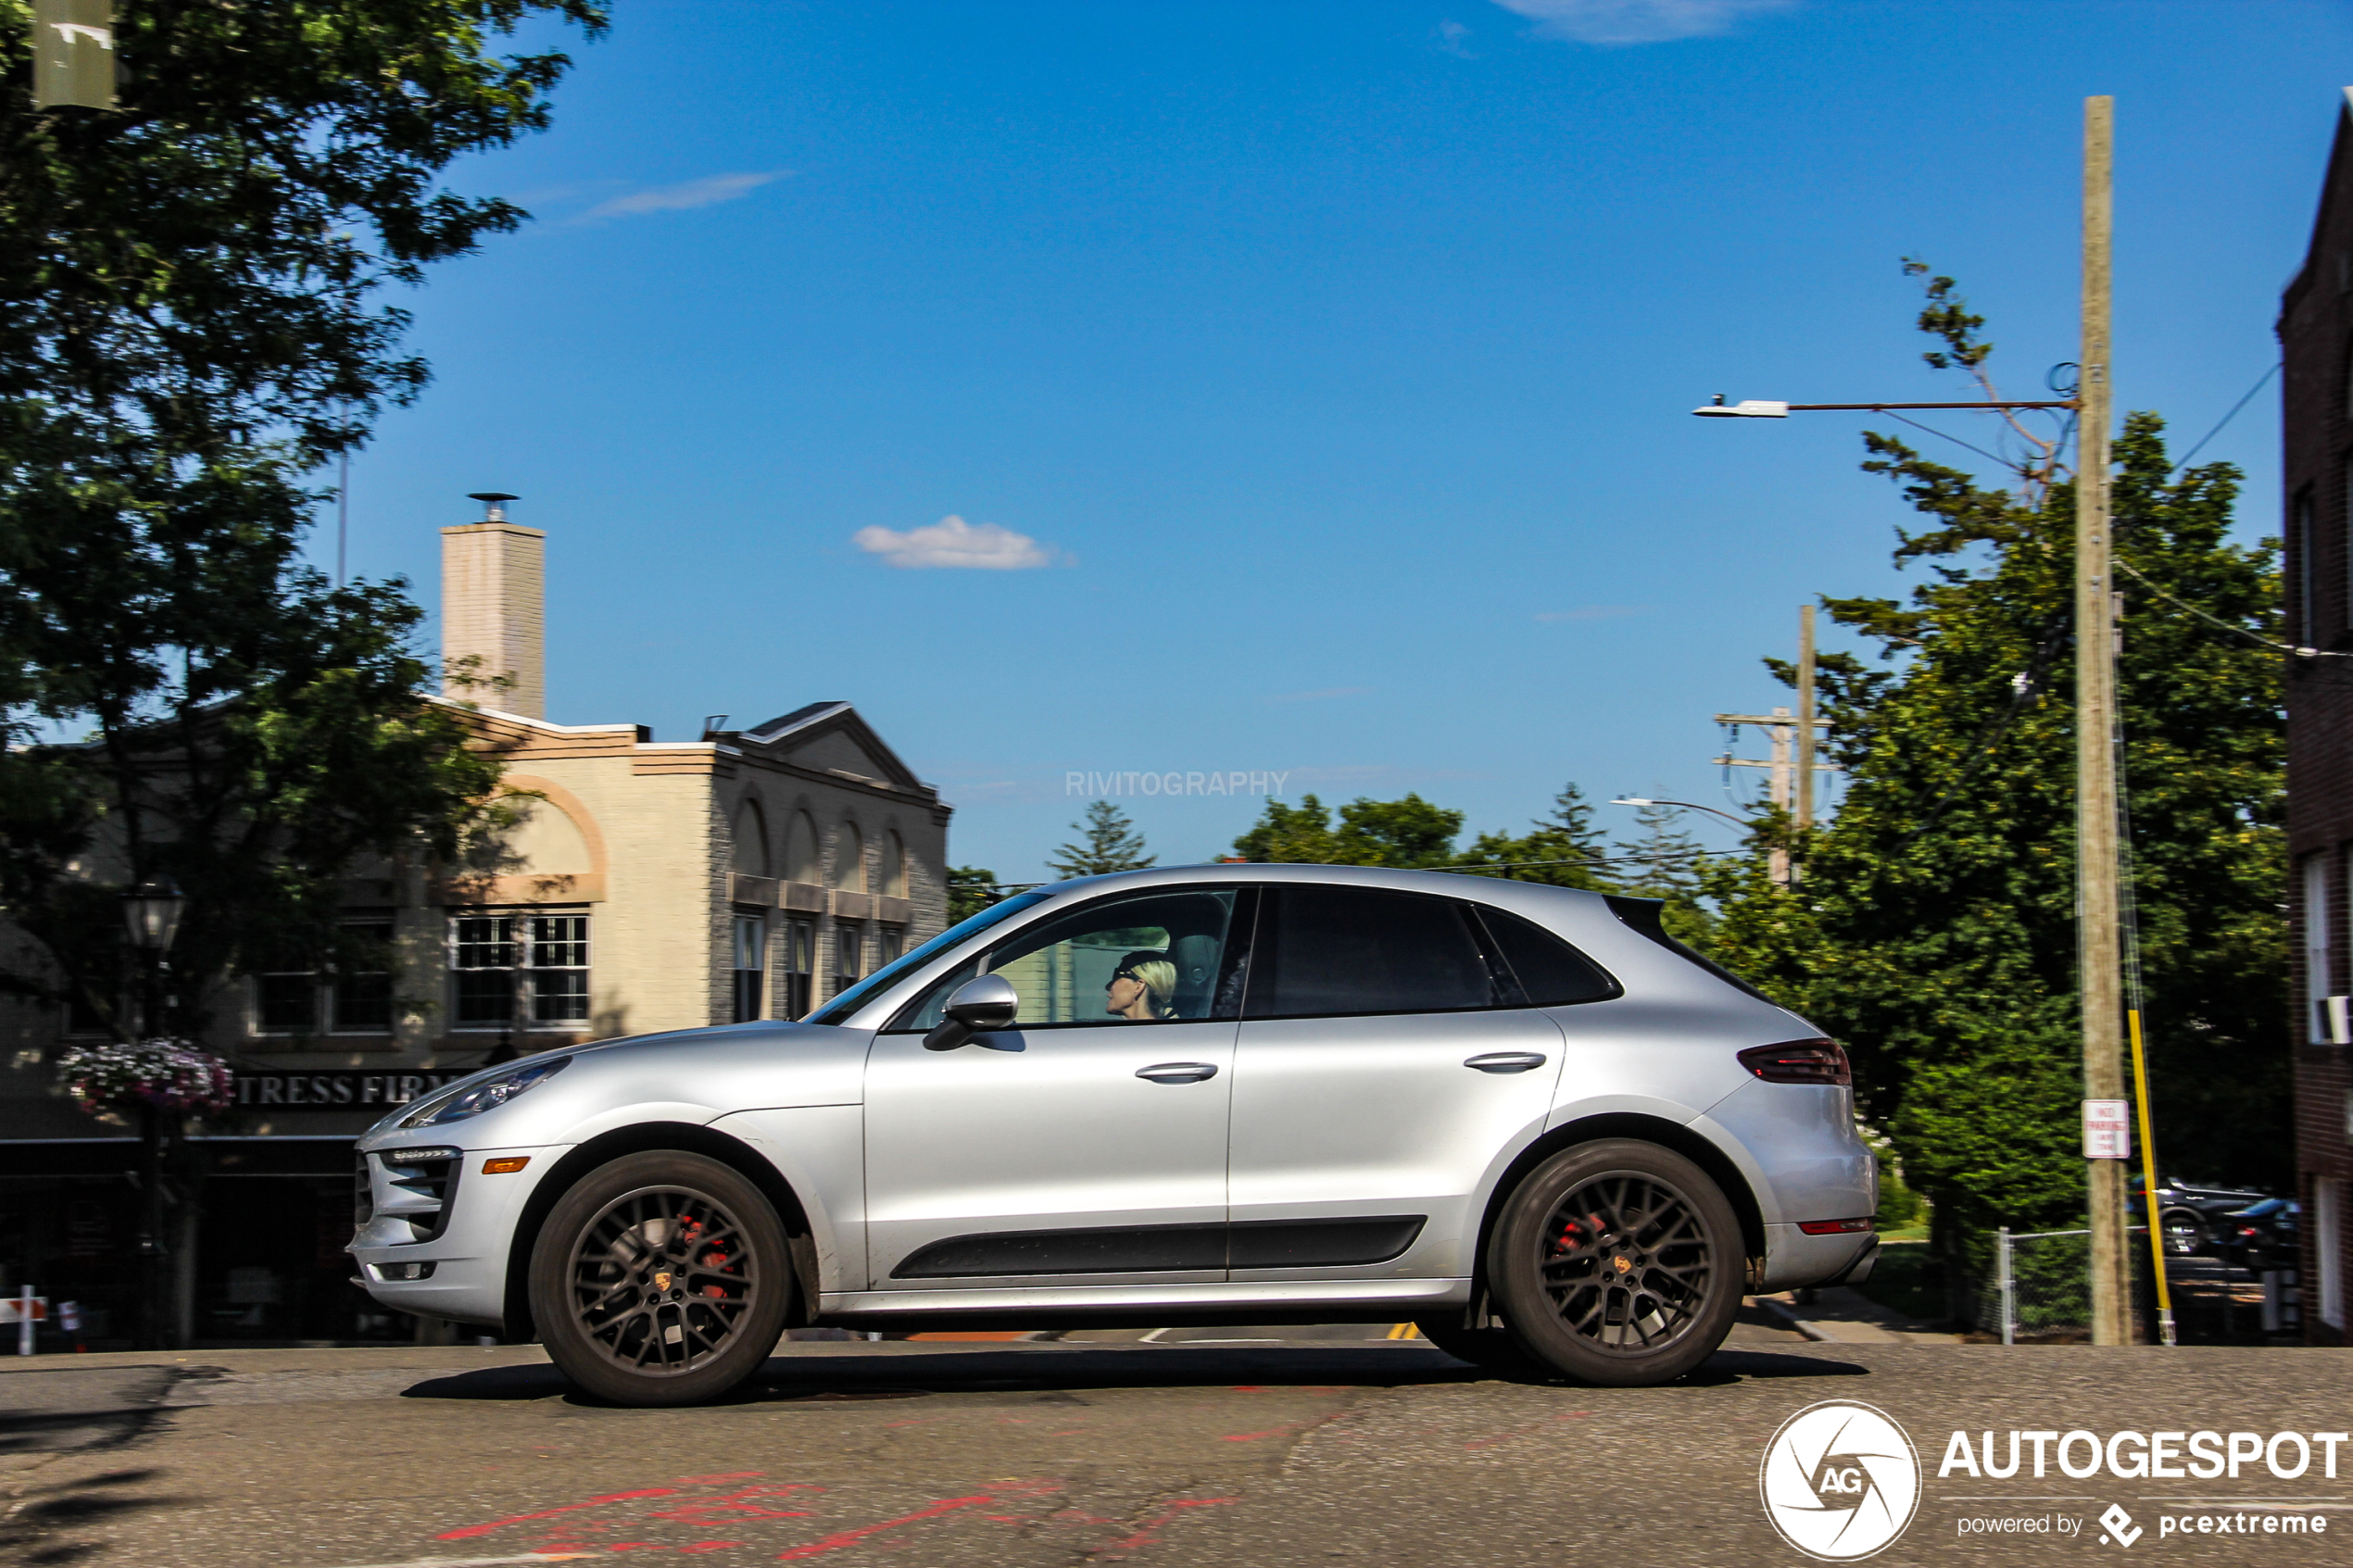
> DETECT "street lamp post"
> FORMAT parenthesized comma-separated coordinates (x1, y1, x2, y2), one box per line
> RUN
(120, 876, 186, 1350)
(1608, 797, 1751, 830)
(1685, 96, 2135, 1345)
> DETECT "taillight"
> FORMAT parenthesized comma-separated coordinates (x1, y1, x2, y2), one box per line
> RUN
(1738, 1038, 1851, 1086)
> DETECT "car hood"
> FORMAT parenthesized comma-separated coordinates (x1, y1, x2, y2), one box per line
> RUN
(357, 1020, 872, 1153)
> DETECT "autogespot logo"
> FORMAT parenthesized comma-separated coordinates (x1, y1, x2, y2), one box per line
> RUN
(1760, 1400, 1923, 1561)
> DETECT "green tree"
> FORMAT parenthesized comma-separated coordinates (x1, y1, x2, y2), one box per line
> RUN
(0, 0, 604, 1033)
(946, 866, 1003, 923)
(1049, 800, 1156, 878)
(1454, 782, 1617, 889)
(1613, 799, 1717, 949)
(1710, 270, 2285, 1254)
(1231, 792, 1465, 868)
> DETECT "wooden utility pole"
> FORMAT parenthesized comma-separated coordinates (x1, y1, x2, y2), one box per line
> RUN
(1794, 605, 1818, 869)
(2078, 94, 2131, 1347)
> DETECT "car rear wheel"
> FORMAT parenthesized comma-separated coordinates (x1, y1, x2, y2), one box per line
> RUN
(530, 1151, 792, 1406)
(2159, 1208, 2208, 1257)
(1488, 1139, 1743, 1386)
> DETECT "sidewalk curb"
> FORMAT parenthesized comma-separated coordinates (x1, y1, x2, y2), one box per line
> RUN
(1755, 1297, 1833, 1342)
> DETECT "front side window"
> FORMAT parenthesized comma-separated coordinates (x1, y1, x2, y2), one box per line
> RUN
(887, 888, 1241, 1032)
(451, 912, 590, 1028)
(806, 891, 1051, 1026)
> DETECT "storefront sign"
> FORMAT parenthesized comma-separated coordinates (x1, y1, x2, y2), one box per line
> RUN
(230, 1071, 466, 1110)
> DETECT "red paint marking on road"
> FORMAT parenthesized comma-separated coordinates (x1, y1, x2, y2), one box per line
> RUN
(440, 1488, 686, 1540)
(1101, 1497, 1239, 1553)
(1220, 1424, 1308, 1443)
(772, 1495, 997, 1560)
(649, 1484, 823, 1523)
(1229, 1385, 1265, 1392)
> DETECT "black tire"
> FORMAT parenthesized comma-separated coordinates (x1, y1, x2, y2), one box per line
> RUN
(1487, 1139, 1743, 1386)
(1413, 1319, 1543, 1376)
(529, 1150, 792, 1407)
(2159, 1208, 2208, 1258)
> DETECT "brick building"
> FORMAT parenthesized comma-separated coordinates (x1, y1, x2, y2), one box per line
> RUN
(0, 498, 952, 1345)
(2281, 85, 2353, 1344)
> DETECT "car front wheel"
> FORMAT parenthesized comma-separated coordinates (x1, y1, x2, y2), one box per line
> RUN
(529, 1150, 793, 1406)
(1487, 1139, 1743, 1386)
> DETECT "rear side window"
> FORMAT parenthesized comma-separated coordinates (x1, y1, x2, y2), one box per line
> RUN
(1249, 886, 1498, 1018)
(1474, 906, 1621, 1006)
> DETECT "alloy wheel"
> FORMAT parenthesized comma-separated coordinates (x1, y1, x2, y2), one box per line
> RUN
(1531, 1173, 1712, 1354)
(565, 1185, 761, 1375)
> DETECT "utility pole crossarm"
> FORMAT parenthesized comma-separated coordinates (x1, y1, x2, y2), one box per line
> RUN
(1713, 713, 1838, 730)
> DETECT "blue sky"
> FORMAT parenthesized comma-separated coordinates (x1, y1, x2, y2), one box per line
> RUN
(335, 0, 2353, 880)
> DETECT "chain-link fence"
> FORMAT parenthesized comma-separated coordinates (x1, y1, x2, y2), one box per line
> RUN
(1974, 1226, 2158, 1344)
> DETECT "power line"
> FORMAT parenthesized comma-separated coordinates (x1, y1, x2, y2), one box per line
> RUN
(2171, 362, 2280, 473)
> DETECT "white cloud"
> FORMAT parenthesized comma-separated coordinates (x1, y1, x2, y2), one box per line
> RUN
(1434, 19, 1478, 56)
(579, 170, 790, 220)
(852, 515, 1057, 571)
(1485, 0, 1795, 44)
(1534, 605, 1648, 621)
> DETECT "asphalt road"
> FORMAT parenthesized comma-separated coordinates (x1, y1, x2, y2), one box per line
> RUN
(1, 1314, 2347, 1567)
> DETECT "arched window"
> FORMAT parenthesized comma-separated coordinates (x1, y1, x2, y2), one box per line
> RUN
(832, 822, 866, 892)
(732, 799, 770, 877)
(882, 831, 908, 897)
(786, 810, 820, 884)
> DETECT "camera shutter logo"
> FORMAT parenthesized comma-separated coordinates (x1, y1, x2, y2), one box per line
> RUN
(1758, 1400, 1921, 1560)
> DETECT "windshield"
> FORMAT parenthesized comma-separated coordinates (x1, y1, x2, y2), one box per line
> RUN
(803, 892, 1051, 1025)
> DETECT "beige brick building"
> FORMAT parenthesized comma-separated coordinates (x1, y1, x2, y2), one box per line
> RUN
(0, 504, 950, 1344)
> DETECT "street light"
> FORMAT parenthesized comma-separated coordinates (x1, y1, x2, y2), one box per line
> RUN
(118, 875, 185, 1351)
(1691, 392, 2077, 418)
(1609, 797, 1752, 831)
(120, 877, 185, 1038)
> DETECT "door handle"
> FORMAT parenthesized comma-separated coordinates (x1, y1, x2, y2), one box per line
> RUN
(1136, 1061, 1218, 1084)
(1464, 1052, 1547, 1073)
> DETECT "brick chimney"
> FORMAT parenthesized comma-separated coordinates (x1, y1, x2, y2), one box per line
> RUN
(440, 494, 545, 719)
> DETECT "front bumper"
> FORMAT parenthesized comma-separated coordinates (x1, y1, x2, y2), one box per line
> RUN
(348, 1144, 563, 1328)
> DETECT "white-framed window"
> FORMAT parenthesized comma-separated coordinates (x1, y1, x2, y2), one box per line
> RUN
(833, 922, 863, 999)
(833, 822, 866, 892)
(781, 917, 815, 1019)
(732, 911, 767, 1022)
(254, 919, 394, 1036)
(2307, 854, 2334, 1044)
(450, 910, 590, 1029)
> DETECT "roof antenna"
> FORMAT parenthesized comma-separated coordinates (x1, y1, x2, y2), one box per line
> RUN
(467, 491, 518, 522)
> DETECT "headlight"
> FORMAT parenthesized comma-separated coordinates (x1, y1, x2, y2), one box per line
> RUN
(398, 1056, 572, 1128)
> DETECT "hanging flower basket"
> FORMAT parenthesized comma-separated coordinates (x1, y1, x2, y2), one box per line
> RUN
(57, 1039, 234, 1117)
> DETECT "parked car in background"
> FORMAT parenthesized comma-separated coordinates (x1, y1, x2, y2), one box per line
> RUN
(350, 866, 1877, 1406)
(2133, 1176, 2274, 1257)
(2212, 1198, 2299, 1272)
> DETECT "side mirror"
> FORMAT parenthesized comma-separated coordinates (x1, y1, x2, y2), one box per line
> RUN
(924, 974, 1019, 1051)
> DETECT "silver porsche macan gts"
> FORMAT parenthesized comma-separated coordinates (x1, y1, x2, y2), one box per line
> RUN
(352, 864, 1876, 1405)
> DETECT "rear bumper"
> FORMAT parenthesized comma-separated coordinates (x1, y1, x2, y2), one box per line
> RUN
(1761, 1223, 1877, 1292)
